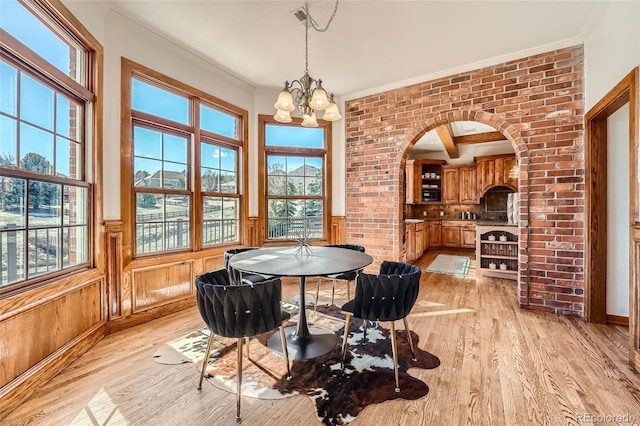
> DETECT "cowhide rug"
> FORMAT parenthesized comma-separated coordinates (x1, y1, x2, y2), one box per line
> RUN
(154, 303, 440, 425)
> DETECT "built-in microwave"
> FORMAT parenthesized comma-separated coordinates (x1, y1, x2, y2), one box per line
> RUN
(422, 190, 439, 201)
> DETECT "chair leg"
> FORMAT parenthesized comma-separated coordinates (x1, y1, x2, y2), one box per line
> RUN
(279, 325, 291, 378)
(236, 337, 243, 419)
(346, 280, 351, 301)
(245, 336, 250, 360)
(331, 278, 337, 305)
(341, 314, 352, 369)
(390, 321, 400, 393)
(198, 332, 215, 390)
(403, 317, 417, 362)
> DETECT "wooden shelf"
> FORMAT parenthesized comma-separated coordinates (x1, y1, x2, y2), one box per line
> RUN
(476, 225, 518, 281)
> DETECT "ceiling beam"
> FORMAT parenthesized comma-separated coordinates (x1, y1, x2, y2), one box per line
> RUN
(435, 125, 459, 159)
(453, 131, 507, 145)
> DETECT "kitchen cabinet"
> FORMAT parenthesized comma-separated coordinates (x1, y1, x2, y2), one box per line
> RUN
(461, 226, 476, 248)
(476, 154, 517, 199)
(429, 220, 441, 247)
(415, 222, 424, 259)
(441, 223, 461, 247)
(405, 159, 445, 204)
(476, 225, 518, 280)
(441, 220, 475, 248)
(442, 165, 477, 205)
(441, 167, 459, 204)
(405, 222, 416, 262)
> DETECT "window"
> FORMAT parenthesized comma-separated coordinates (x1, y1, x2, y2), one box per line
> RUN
(0, 0, 95, 292)
(125, 62, 245, 256)
(260, 116, 331, 242)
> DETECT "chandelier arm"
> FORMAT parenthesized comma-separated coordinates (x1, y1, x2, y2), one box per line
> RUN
(304, 0, 339, 32)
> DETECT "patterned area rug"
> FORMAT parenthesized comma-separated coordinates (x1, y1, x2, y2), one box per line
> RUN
(425, 254, 471, 276)
(153, 302, 440, 425)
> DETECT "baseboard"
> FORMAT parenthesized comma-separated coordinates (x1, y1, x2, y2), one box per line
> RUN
(0, 322, 107, 421)
(606, 314, 629, 326)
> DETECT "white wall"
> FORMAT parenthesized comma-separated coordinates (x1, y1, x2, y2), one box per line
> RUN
(584, 0, 640, 318)
(607, 104, 630, 317)
(584, 1, 640, 110)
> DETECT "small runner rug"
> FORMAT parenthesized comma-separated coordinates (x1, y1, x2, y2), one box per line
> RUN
(153, 303, 440, 425)
(425, 254, 471, 276)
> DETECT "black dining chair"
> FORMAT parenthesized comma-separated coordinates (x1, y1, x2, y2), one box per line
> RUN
(314, 244, 366, 312)
(340, 260, 421, 392)
(195, 268, 291, 418)
(224, 247, 273, 285)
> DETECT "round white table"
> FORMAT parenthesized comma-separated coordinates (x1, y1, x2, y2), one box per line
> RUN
(228, 246, 373, 359)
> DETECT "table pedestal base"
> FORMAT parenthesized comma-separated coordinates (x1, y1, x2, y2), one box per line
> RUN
(268, 325, 337, 360)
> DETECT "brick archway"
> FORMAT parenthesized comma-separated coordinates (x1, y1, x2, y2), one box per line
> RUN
(401, 110, 531, 307)
(345, 45, 585, 315)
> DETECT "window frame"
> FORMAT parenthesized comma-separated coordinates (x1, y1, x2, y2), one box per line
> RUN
(0, 0, 101, 296)
(121, 58, 248, 262)
(258, 114, 332, 244)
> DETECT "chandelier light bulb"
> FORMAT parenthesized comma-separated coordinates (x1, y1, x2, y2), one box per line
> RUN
(274, 87, 295, 112)
(322, 100, 342, 121)
(274, 108, 292, 123)
(310, 82, 330, 110)
(301, 112, 318, 127)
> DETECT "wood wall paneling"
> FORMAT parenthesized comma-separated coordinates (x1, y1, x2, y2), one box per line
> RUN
(330, 216, 346, 245)
(132, 261, 193, 313)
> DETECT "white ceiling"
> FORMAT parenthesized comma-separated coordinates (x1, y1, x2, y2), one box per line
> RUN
(97, 0, 603, 97)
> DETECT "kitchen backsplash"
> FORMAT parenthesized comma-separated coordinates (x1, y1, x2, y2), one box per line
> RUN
(407, 203, 507, 221)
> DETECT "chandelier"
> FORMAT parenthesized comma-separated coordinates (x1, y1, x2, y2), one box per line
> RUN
(273, 1, 341, 127)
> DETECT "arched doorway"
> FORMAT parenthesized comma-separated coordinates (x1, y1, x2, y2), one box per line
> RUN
(399, 111, 531, 307)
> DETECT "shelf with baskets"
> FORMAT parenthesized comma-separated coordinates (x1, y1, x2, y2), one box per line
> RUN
(476, 225, 518, 280)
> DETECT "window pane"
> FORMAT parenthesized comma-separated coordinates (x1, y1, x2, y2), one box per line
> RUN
(64, 186, 87, 225)
(202, 196, 238, 246)
(132, 78, 189, 124)
(63, 225, 88, 267)
(0, 229, 25, 285)
(28, 181, 61, 227)
(135, 193, 190, 254)
(265, 124, 324, 148)
(28, 227, 60, 278)
(0, 60, 17, 116)
(0, 0, 82, 82)
(134, 158, 162, 187)
(201, 167, 219, 192)
(0, 176, 26, 228)
(0, 115, 17, 166)
(134, 126, 162, 160)
(220, 171, 236, 193)
(56, 137, 82, 179)
(164, 134, 187, 164)
(219, 147, 236, 171)
(20, 74, 54, 130)
(201, 143, 218, 169)
(20, 125, 53, 174)
(56, 94, 82, 141)
(200, 104, 238, 139)
(163, 162, 187, 190)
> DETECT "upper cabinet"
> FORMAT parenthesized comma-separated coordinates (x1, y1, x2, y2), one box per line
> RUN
(442, 165, 477, 205)
(406, 159, 445, 204)
(475, 154, 517, 199)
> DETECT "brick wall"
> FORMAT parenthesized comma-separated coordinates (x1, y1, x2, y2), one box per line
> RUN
(345, 46, 584, 315)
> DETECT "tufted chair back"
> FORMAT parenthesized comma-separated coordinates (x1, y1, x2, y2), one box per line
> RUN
(350, 261, 421, 322)
(195, 268, 286, 338)
(223, 247, 270, 285)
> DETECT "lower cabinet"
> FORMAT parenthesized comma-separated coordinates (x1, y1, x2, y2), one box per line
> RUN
(429, 220, 442, 247)
(441, 221, 476, 249)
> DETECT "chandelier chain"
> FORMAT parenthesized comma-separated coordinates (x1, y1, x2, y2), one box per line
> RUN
(304, 0, 339, 33)
(303, 1, 339, 73)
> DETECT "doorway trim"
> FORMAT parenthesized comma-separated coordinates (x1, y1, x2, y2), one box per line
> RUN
(584, 67, 638, 368)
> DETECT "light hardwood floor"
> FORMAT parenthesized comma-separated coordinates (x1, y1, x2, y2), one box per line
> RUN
(5, 250, 640, 425)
